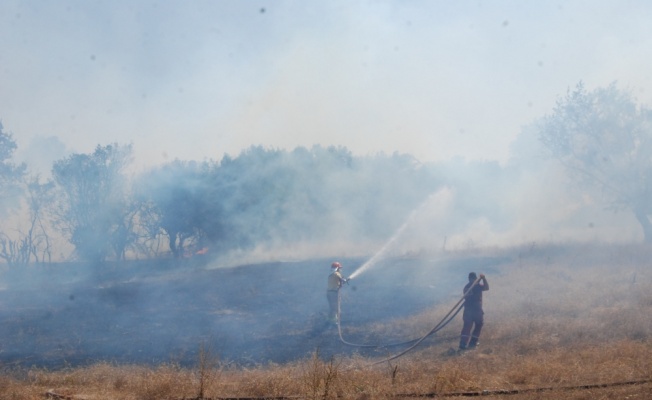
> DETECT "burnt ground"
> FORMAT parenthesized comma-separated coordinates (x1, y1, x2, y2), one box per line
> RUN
(0, 254, 508, 369)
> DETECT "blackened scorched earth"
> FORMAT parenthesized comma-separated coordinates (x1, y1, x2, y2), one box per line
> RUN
(0, 255, 504, 368)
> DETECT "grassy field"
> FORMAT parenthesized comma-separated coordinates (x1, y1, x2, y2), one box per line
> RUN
(1, 243, 651, 399)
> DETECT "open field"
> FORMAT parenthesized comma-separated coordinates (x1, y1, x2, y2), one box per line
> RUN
(1, 243, 651, 399)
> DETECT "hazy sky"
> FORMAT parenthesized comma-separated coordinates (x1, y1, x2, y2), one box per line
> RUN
(2, 0, 652, 171)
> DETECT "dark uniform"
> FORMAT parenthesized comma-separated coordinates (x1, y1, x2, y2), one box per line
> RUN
(459, 272, 489, 350)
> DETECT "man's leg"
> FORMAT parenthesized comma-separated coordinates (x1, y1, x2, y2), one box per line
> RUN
(468, 314, 484, 348)
(327, 291, 338, 322)
(459, 319, 473, 349)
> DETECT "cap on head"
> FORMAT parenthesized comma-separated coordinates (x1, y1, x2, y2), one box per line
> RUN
(331, 261, 342, 269)
(468, 272, 477, 281)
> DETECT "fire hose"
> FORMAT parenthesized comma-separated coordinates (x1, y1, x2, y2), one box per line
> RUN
(336, 277, 481, 365)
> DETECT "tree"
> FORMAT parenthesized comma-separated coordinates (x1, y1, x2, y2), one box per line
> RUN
(135, 160, 216, 258)
(0, 178, 55, 266)
(0, 121, 31, 266)
(0, 121, 27, 213)
(24, 177, 55, 263)
(52, 143, 133, 261)
(538, 82, 652, 242)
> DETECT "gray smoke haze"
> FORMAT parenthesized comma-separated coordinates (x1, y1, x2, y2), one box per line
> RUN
(15, 135, 69, 178)
(2, 2, 652, 169)
(1, 1, 649, 256)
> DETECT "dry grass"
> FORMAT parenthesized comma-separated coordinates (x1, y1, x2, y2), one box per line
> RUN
(2, 243, 652, 399)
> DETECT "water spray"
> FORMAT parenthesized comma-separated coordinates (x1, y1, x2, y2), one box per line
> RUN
(348, 217, 411, 280)
(348, 192, 440, 280)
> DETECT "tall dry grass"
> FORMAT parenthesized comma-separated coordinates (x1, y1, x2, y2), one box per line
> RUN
(2, 243, 652, 399)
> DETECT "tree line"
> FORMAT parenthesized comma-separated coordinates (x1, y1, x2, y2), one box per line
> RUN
(2, 82, 652, 265)
(0, 137, 440, 264)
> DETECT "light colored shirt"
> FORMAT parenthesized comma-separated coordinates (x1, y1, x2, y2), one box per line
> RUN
(327, 270, 344, 291)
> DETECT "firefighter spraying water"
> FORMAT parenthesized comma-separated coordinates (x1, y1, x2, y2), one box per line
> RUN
(334, 192, 441, 330)
(324, 189, 492, 360)
(326, 261, 349, 324)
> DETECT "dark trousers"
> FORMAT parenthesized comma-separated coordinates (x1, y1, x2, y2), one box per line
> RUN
(459, 308, 484, 348)
(327, 290, 339, 321)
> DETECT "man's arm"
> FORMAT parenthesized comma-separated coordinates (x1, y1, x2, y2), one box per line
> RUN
(480, 274, 489, 291)
(338, 271, 347, 287)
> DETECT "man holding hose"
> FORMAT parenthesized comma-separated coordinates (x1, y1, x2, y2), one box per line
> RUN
(459, 272, 489, 350)
(327, 261, 348, 324)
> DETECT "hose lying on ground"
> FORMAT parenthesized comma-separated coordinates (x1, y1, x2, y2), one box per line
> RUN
(337, 298, 463, 349)
(336, 277, 481, 365)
